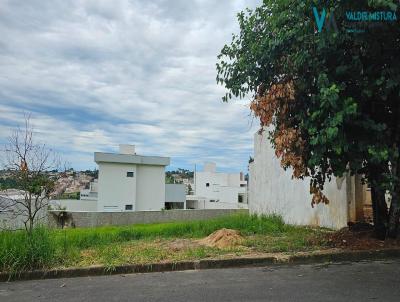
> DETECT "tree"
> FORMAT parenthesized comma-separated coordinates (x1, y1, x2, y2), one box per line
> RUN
(187, 183, 193, 195)
(217, 0, 400, 238)
(2, 116, 61, 233)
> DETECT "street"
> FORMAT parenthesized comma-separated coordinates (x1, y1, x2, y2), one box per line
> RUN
(1, 260, 400, 301)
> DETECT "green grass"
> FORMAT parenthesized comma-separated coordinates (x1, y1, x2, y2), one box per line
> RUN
(51, 213, 287, 249)
(0, 227, 56, 274)
(0, 214, 329, 274)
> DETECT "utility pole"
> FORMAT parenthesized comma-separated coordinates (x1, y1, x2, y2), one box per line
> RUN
(194, 164, 196, 195)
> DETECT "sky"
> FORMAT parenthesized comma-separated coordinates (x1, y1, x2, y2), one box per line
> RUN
(0, 0, 261, 173)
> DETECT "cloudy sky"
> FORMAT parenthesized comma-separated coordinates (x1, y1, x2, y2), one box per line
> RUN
(0, 0, 260, 172)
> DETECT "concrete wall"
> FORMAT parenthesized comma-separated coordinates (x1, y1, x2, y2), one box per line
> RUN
(49, 199, 97, 212)
(194, 200, 248, 210)
(136, 165, 165, 211)
(249, 131, 348, 230)
(48, 209, 248, 228)
(165, 184, 186, 203)
(0, 196, 48, 230)
(0, 211, 48, 230)
(97, 162, 137, 211)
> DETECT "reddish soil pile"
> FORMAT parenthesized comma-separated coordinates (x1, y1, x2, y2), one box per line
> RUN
(198, 228, 244, 248)
(327, 224, 400, 250)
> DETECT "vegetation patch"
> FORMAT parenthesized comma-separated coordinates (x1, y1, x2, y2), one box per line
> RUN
(0, 214, 331, 275)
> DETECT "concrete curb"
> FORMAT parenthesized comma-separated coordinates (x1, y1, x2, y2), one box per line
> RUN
(1, 248, 400, 282)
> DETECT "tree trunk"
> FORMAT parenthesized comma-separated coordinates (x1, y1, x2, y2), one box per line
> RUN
(28, 218, 34, 234)
(368, 164, 389, 239)
(370, 184, 388, 240)
(387, 194, 400, 238)
(387, 158, 400, 238)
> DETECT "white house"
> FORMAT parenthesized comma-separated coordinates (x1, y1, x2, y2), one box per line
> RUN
(186, 162, 248, 210)
(95, 144, 170, 212)
(80, 180, 98, 201)
(248, 130, 370, 229)
(50, 144, 186, 212)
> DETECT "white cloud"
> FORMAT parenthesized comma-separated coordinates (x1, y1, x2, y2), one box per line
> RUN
(0, 0, 260, 172)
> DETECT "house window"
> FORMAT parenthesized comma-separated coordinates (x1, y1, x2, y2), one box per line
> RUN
(127, 172, 134, 177)
(238, 195, 243, 203)
(125, 204, 133, 210)
(206, 183, 210, 187)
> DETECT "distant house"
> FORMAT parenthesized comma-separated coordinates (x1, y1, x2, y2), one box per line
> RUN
(248, 130, 371, 230)
(95, 144, 172, 212)
(51, 145, 185, 212)
(80, 180, 98, 201)
(186, 162, 248, 210)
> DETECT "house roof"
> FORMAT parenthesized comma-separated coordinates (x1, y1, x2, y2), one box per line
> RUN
(94, 152, 170, 166)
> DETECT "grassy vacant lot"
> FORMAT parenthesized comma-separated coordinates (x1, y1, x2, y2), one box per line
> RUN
(0, 214, 330, 274)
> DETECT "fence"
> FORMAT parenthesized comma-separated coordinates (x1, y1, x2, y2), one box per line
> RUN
(48, 209, 248, 228)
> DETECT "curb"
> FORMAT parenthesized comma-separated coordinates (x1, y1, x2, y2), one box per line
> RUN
(1, 248, 400, 282)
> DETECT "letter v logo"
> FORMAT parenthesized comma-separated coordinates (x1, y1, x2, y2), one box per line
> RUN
(313, 7, 326, 32)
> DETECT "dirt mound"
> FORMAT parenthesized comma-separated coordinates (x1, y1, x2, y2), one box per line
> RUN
(197, 228, 244, 249)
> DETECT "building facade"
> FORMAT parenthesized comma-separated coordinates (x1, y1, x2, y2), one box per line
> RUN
(95, 144, 170, 212)
(51, 145, 186, 213)
(186, 162, 248, 210)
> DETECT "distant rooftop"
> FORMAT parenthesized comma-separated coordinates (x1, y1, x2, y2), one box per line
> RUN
(94, 144, 170, 166)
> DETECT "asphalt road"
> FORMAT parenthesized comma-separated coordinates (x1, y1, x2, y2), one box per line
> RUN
(1, 260, 400, 302)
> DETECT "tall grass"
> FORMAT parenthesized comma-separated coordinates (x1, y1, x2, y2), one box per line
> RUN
(0, 227, 56, 274)
(0, 214, 311, 274)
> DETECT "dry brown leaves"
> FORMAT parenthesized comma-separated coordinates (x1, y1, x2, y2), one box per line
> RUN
(310, 186, 329, 207)
(251, 80, 329, 205)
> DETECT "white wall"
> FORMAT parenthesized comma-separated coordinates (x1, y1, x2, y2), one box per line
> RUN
(165, 184, 186, 203)
(249, 131, 348, 230)
(201, 200, 248, 209)
(50, 199, 97, 212)
(195, 171, 244, 204)
(97, 162, 137, 211)
(136, 165, 165, 211)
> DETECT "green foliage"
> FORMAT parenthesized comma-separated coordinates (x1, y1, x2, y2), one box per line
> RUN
(165, 168, 193, 184)
(0, 177, 19, 190)
(58, 192, 80, 200)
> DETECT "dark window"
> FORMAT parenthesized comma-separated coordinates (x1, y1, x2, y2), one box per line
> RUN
(238, 195, 243, 203)
(125, 204, 133, 210)
(210, 199, 215, 202)
(127, 172, 134, 177)
(206, 183, 210, 187)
